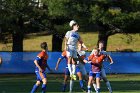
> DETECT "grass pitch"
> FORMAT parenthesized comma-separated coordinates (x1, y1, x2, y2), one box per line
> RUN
(0, 74, 140, 93)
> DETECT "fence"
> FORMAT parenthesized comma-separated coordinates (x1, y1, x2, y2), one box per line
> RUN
(0, 52, 140, 74)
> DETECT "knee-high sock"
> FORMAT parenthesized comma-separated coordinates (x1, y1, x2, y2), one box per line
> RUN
(106, 81, 112, 92)
(62, 83, 67, 92)
(31, 84, 39, 93)
(72, 64, 76, 74)
(79, 80, 84, 88)
(68, 64, 72, 75)
(87, 86, 91, 93)
(42, 84, 46, 93)
(70, 80, 73, 92)
(93, 83, 97, 91)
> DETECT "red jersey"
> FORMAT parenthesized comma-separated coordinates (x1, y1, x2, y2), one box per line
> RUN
(35, 51, 48, 72)
(88, 54, 106, 72)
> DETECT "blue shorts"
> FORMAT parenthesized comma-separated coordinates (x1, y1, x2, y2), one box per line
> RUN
(89, 71, 101, 78)
(65, 66, 81, 75)
(35, 71, 47, 81)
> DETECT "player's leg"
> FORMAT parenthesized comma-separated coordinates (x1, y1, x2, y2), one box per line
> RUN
(31, 72, 41, 93)
(101, 68, 112, 93)
(66, 50, 73, 76)
(87, 71, 94, 93)
(41, 72, 47, 93)
(31, 81, 41, 93)
(92, 79, 97, 92)
(96, 73, 101, 93)
(62, 68, 69, 92)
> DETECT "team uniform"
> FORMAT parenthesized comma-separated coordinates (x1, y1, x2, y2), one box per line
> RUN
(60, 51, 81, 76)
(35, 51, 48, 81)
(59, 50, 84, 92)
(31, 50, 48, 93)
(77, 50, 87, 76)
(90, 49, 113, 93)
(86, 54, 106, 93)
(65, 30, 80, 58)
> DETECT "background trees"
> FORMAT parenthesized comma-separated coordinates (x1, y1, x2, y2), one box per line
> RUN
(0, 0, 140, 51)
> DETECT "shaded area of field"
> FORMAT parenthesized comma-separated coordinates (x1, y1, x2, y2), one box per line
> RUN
(0, 74, 140, 93)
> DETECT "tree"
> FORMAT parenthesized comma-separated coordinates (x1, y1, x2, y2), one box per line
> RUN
(90, 0, 140, 50)
(0, 0, 48, 51)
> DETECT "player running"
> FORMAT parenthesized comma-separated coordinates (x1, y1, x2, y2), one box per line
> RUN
(90, 41, 113, 93)
(84, 48, 112, 93)
(64, 20, 87, 79)
(55, 50, 86, 92)
(31, 42, 52, 93)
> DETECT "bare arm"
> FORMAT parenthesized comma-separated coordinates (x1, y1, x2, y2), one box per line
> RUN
(55, 58, 62, 70)
(78, 37, 88, 50)
(34, 60, 42, 72)
(0, 57, 2, 65)
(108, 55, 113, 64)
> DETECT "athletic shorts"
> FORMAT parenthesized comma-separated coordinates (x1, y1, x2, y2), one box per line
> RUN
(66, 45, 77, 58)
(78, 65, 87, 75)
(65, 66, 81, 75)
(89, 71, 101, 78)
(35, 71, 46, 81)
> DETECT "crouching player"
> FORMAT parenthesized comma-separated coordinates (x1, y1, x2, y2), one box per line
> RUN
(31, 42, 52, 93)
(55, 50, 86, 92)
(84, 48, 112, 93)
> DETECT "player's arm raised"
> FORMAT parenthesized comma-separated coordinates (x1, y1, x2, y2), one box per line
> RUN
(78, 36, 88, 50)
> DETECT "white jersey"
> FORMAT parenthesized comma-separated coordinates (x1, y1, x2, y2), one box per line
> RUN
(65, 30, 80, 48)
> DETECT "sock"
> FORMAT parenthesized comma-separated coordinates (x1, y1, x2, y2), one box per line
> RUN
(42, 84, 46, 93)
(31, 84, 39, 93)
(70, 80, 73, 92)
(96, 88, 100, 93)
(93, 83, 97, 91)
(106, 81, 112, 92)
(87, 86, 91, 93)
(79, 80, 84, 88)
(72, 64, 76, 75)
(62, 84, 67, 92)
(68, 64, 72, 75)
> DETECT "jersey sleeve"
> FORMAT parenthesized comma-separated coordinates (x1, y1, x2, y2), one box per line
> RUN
(65, 31, 70, 39)
(88, 55, 94, 61)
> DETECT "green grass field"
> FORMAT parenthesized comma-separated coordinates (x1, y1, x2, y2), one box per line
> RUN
(0, 74, 140, 93)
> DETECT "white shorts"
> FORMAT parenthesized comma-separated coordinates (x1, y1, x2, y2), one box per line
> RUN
(101, 68, 107, 78)
(66, 45, 77, 58)
(78, 64, 87, 75)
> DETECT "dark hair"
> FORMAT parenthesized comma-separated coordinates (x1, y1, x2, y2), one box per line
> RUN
(40, 42, 47, 49)
(72, 23, 78, 28)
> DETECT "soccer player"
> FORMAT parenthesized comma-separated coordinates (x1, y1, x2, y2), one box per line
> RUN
(31, 42, 52, 93)
(84, 48, 112, 93)
(64, 20, 87, 79)
(90, 41, 113, 93)
(55, 50, 86, 92)
(77, 44, 88, 81)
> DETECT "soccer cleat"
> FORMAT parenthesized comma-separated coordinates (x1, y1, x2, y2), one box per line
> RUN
(70, 74, 77, 80)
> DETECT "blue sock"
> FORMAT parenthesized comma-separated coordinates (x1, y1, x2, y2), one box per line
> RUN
(62, 84, 67, 92)
(42, 84, 46, 93)
(79, 80, 84, 88)
(31, 84, 39, 93)
(87, 86, 91, 92)
(97, 88, 100, 93)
